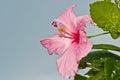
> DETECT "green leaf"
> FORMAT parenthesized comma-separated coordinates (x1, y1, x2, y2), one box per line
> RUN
(79, 50, 120, 71)
(104, 0, 111, 2)
(74, 74, 87, 80)
(115, 0, 120, 5)
(78, 50, 120, 80)
(78, 59, 87, 69)
(104, 58, 120, 80)
(92, 71, 105, 80)
(90, 1, 120, 39)
(91, 60, 103, 67)
(87, 71, 105, 80)
(93, 44, 120, 52)
(86, 69, 99, 76)
(104, 58, 114, 80)
(83, 50, 120, 63)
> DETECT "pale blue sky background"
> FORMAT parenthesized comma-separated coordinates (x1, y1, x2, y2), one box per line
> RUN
(0, 0, 120, 80)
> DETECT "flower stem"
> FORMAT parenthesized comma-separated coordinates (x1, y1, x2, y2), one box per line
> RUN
(87, 32, 109, 39)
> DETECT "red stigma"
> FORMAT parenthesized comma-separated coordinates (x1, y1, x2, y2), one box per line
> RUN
(52, 21, 58, 27)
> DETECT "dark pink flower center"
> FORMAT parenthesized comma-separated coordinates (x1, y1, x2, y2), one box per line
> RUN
(72, 32, 79, 43)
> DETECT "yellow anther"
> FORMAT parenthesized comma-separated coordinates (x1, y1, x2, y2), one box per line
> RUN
(57, 26, 71, 36)
(58, 26, 66, 33)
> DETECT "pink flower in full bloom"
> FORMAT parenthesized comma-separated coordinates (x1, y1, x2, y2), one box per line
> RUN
(40, 5, 95, 78)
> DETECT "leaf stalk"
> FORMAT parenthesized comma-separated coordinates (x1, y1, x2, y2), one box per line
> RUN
(87, 32, 109, 38)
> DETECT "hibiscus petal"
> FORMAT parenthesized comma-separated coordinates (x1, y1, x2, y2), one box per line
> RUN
(56, 44, 78, 78)
(76, 15, 96, 31)
(76, 41, 92, 61)
(79, 30, 88, 42)
(40, 34, 71, 55)
(55, 5, 76, 33)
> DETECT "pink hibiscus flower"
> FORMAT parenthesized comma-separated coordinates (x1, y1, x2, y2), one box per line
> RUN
(40, 5, 95, 78)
